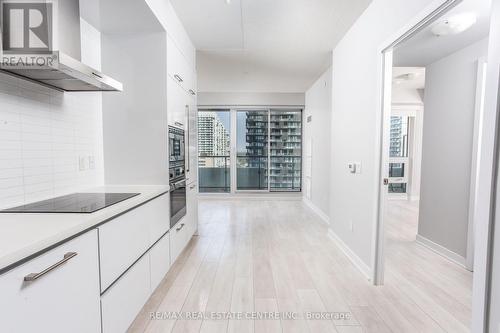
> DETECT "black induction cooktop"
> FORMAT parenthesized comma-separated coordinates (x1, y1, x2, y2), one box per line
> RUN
(1, 192, 140, 213)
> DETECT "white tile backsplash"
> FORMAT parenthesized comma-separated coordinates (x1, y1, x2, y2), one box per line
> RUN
(0, 72, 104, 209)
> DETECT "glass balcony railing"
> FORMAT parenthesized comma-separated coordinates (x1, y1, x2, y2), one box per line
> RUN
(198, 156, 230, 193)
(236, 155, 268, 190)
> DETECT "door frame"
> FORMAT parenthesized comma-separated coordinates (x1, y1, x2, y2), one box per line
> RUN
(372, 0, 497, 331)
(466, 58, 488, 272)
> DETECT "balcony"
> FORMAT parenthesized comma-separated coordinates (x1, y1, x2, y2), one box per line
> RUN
(198, 156, 230, 193)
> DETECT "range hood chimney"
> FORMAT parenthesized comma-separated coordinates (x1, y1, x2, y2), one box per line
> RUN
(0, 0, 122, 92)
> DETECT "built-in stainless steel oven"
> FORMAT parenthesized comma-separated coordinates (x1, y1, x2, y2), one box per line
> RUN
(170, 177, 186, 228)
(169, 126, 186, 228)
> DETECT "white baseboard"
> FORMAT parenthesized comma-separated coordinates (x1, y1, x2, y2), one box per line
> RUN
(302, 197, 330, 225)
(198, 193, 302, 201)
(415, 234, 467, 268)
(327, 229, 371, 280)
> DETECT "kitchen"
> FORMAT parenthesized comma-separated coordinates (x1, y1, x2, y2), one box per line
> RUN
(2, 0, 500, 332)
(0, 0, 197, 332)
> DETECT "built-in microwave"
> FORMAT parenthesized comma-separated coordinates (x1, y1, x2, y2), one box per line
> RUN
(169, 126, 185, 163)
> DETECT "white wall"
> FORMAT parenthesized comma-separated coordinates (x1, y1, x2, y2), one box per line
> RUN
(392, 86, 424, 104)
(418, 38, 488, 259)
(101, 32, 169, 185)
(145, 0, 196, 68)
(0, 22, 104, 209)
(197, 92, 305, 107)
(304, 68, 332, 219)
(329, 0, 443, 266)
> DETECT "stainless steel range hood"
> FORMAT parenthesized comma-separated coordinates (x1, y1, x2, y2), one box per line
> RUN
(0, 0, 122, 92)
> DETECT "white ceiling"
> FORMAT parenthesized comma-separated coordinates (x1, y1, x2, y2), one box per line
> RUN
(170, 0, 372, 93)
(394, 0, 491, 66)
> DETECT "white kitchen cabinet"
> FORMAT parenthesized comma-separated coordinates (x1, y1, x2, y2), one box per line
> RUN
(167, 75, 188, 128)
(170, 218, 189, 265)
(167, 34, 190, 91)
(146, 194, 170, 246)
(150, 231, 171, 291)
(101, 254, 151, 333)
(170, 182, 197, 265)
(0, 230, 101, 333)
(187, 181, 199, 237)
(186, 101, 198, 184)
(98, 194, 169, 291)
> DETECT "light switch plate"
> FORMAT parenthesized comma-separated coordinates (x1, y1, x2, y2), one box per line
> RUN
(355, 162, 362, 174)
(88, 155, 95, 170)
(79, 156, 88, 171)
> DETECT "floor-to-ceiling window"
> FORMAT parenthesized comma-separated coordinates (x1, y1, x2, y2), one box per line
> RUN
(198, 108, 302, 193)
(197, 110, 231, 192)
(388, 114, 410, 194)
(269, 109, 302, 192)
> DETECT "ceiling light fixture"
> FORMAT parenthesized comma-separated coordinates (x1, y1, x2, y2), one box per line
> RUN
(431, 12, 477, 36)
(226, 0, 231, 4)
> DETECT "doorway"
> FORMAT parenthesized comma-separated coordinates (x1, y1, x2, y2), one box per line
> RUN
(373, 0, 493, 331)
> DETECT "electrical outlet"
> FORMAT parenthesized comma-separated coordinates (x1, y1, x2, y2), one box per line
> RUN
(88, 155, 95, 170)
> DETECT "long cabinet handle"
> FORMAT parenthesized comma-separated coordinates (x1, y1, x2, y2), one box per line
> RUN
(24, 252, 78, 282)
(176, 223, 185, 232)
(190, 184, 196, 189)
(174, 74, 183, 83)
(188, 89, 196, 96)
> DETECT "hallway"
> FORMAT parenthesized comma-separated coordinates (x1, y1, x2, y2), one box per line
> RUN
(129, 199, 472, 333)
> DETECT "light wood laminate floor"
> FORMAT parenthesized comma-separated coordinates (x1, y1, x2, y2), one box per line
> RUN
(128, 199, 472, 333)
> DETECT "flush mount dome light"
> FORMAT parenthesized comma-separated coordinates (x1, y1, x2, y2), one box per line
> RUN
(431, 12, 477, 36)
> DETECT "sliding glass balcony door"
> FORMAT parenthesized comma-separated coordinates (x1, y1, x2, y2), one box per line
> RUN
(236, 110, 269, 191)
(198, 108, 302, 194)
(197, 110, 231, 193)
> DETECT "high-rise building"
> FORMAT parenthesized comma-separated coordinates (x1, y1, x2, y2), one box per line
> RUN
(198, 112, 230, 167)
(389, 116, 408, 157)
(244, 111, 302, 191)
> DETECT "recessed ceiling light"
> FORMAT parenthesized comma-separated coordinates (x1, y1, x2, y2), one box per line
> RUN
(226, 0, 231, 4)
(431, 12, 477, 36)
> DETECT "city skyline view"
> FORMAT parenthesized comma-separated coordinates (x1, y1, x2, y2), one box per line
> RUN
(198, 109, 302, 192)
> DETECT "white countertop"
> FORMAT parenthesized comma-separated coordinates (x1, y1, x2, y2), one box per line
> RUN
(0, 185, 169, 273)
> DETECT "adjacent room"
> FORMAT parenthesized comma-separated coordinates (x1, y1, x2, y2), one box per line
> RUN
(380, 0, 491, 330)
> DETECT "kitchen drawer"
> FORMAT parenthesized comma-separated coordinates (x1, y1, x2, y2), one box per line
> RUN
(150, 231, 171, 291)
(98, 194, 168, 291)
(146, 193, 170, 246)
(170, 219, 189, 264)
(101, 254, 150, 333)
(0, 230, 101, 333)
